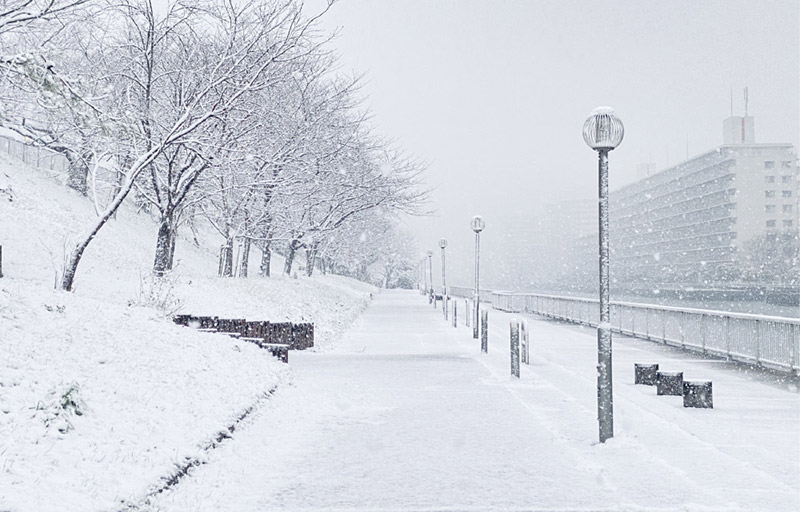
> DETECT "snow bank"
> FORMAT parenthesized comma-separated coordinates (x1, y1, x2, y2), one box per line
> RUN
(0, 152, 375, 511)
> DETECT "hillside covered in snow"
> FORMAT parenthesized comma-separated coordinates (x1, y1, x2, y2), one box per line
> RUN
(0, 153, 375, 511)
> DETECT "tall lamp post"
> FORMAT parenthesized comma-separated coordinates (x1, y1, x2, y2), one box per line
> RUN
(583, 106, 624, 443)
(439, 238, 448, 294)
(439, 238, 448, 317)
(470, 215, 485, 339)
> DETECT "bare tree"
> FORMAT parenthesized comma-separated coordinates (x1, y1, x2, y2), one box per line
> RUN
(58, 0, 335, 290)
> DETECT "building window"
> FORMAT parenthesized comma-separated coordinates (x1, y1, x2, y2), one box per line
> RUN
(782, 161, 793, 168)
(766, 220, 777, 228)
(765, 205, 776, 213)
(784, 205, 793, 213)
(782, 175, 792, 183)
(765, 175, 775, 183)
(783, 190, 793, 198)
(784, 220, 793, 228)
(765, 190, 775, 198)
(765, 161, 775, 169)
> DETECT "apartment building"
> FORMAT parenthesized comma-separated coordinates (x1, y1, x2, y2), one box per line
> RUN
(609, 116, 798, 284)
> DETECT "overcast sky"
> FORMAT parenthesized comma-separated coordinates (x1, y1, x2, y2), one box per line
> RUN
(306, 0, 799, 286)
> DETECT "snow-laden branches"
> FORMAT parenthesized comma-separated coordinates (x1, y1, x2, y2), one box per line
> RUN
(0, 0, 429, 289)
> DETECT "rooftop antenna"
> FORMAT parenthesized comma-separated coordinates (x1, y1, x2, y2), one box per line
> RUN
(730, 86, 733, 117)
(744, 86, 749, 117)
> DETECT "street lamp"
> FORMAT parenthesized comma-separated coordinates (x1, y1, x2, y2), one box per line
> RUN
(583, 106, 624, 443)
(470, 215, 485, 340)
(439, 238, 448, 318)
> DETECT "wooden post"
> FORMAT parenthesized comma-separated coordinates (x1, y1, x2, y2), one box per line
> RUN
(510, 320, 520, 378)
(521, 319, 529, 364)
(480, 309, 488, 353)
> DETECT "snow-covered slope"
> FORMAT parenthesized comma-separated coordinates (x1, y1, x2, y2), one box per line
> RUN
(0, 153, 375, 511)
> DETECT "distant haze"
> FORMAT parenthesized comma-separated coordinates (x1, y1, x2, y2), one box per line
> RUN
(307, 0, 799, 288)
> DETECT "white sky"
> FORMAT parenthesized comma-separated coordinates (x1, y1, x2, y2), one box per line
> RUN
(307, 0, 799, 285)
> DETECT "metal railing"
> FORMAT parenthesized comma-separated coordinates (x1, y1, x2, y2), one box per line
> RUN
(0, 134, 69, 172)
(492, 291, 800, 375)
(448, 285, 492, 303)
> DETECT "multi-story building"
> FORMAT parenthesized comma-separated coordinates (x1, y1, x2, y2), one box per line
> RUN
(609, 116, 798, 285)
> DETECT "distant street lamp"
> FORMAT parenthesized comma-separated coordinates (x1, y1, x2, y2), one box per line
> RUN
(439, 238, 448, 318)
(583, 106, 624, 443)
(470, 215, 485, 340)
(438, 238, 448, 294)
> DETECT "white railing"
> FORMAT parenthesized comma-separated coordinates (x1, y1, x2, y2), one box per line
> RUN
(492, 291, 800, 375)
(448, 285, 492, 303)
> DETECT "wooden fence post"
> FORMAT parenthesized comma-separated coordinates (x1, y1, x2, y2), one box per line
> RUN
(521, 319, 529, 364)
(480, 309, 488, 353)
(510, 320, 520, 378)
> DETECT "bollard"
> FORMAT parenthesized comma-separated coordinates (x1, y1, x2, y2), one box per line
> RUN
(521, 319, 529, 364)
(683, 381, 713, 408)
(510, 320, 520, 378)
(453, 302, 457, 328)
(480, 309, 488, 353)
(634, 363, 659, 385)
(656, 371, 683, 396)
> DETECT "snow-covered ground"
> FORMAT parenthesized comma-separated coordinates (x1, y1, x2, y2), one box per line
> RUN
(146, 291, 799, 511)
(0, 153, 375, 511)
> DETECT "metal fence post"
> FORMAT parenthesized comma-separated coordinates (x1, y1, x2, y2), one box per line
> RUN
(793, 323, 799, 376)
(452, 301, 457, 328)
(480, 309, 488, 353)
(510, 320, 520, 378)
(755, 319, 761, 366)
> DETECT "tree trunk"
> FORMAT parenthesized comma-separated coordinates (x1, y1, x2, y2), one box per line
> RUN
(221, 236, 234, 277)
(153, 213, 175, 276)
(239, 237, 251, 278)
(284, 243, 296, 276)
(259, 240, 271, 277)
(305, 241, 319, 277)
(284, 239, 302, 276)
(60, 146, 162, 291)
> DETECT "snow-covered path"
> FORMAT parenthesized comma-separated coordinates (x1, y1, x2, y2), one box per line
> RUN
(147, 290, 800, 512)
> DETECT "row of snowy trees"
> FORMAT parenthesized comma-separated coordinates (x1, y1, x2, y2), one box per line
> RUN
(0, 0, 425, 290)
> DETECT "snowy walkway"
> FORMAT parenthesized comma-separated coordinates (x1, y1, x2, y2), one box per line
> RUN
(147, 290, 800, 512)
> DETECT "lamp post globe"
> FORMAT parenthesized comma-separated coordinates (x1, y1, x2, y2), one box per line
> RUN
(470, 215, 485, 233)
(584, 106, 623, 444)
(583, 106, 624, 151)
